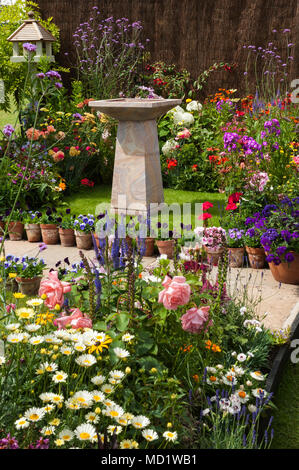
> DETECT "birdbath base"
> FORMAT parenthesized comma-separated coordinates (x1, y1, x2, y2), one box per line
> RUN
(89, 98, 182, 216)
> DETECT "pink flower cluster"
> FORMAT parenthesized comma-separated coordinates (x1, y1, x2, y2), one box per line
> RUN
(181, 306, 212, 334)
(248, 171, 269, 192)
(202, 226, 226, 251)
(53, 308, 92, 330)
(38, 271, 72, 309)
(176, 128, 192, 140)
(158, 275, 191, 310)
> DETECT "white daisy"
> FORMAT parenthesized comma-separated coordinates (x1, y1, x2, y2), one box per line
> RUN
(163, 430, 178, 442)
(73, 342, 86, 352)
(6, 333, 24, 344)
(25, 324, 41, 332)
(24, 407, 46, 422)
(131, 415, 150, 429)
(252, 388, 268, 399)
(101, 384, 114, 395)
(58, 429, 74, 442)
(26, 298, 44, 307)
(29, 336, 44, 346)
(107, 425, 123, 436)
(41, 425, 56, 436)
(50, 394, 64, 404)
(74, 423, 96, 441)
(73, 391, 93, 408)
(121, 333, 135, 342)
(142, 429, 159, 442)
(0, 356, 6, 366)
(85, 412, 100, 424)
(105, 404, 124, 420)
(236, 353, 247, 362)
(60, 345, 74, 355)
(15, 308, 35, 320)
(75, 354, 97, 367)
(250, 371, 265, 381)
(91, 375, 106, 385)
(41, 362, 58, 373)
(5, 323, 21, 331)
(113, 347, 130, 359)
(91, 390, 105, 403)
(39, 392, 55, 402)
(109, 370, 125, 381)
(52, 371, 68, 384)
(15, 417, 29, 429)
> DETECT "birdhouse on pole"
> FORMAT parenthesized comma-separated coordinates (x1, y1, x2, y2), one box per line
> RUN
(7, 11, 56, 63)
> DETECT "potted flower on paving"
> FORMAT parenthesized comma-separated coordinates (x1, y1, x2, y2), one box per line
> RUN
(24, 211, 42, 242)
(155, 222, 176, 259)
(40, 208, 62, 245)
(244, 226, 266, 269)
(15, 256, 46, 296)
(1, 254, 19, 292)
(226, 228, 245, 267)
(4, 208, 25, 241)
(58, 209, 76, 247)
(260, 198, 299, 284)
(202, 226, 226, 266)
(74, 214, 95, 250)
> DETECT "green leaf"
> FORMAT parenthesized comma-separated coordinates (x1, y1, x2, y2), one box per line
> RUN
(115, 312, 130, 332)
(93, 321, 108, 331)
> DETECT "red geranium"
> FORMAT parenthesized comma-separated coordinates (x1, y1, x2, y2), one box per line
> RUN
(228, 192, 243, 204)
(225, 202, 238, 211)
(198, 213, 212, 220)
(202, 201, 213, 211)
(81, 178, 94, 188)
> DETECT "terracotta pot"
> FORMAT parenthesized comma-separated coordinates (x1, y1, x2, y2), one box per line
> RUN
(267, 251, 299, 285)
(8, 221, 24, 241)
(40, 224, 59, 245)
(25, 223, 41, 243)
(206, 248, 224, 266)
(16, 276, 42, 296)
(59, 228, 76, 247)
(228, 247, 245, 268)
(156, 239, 175, 259)
(75, 231, 93, 250)
(144, 237, 155, 257)
(0, 221, 5, 235)
(6, 278, 18, 293)
(245, 246, 265, 269)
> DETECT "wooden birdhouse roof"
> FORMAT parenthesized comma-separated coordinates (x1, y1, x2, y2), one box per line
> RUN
(7, 11, 56, 42)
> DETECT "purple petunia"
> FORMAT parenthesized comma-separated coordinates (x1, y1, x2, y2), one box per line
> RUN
(23, 42, 37, 52)
(285, 252, 295, 263)
(2, 124, 15, 138)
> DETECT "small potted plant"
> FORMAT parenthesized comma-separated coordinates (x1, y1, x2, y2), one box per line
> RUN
(155, 222, 176, 259)
(59, 209, 76, 247)
(244, 227, 266, 269)
(40, 208, 62, 245)
(74, 214, 95, 250)
(226, 228, 245, 268)
(24, 211, 42, 242)
(202, 226, 226, 266)
(15, 256, 46, 296)
(1, 254, 19, 292)
(4, 208, 25, 241)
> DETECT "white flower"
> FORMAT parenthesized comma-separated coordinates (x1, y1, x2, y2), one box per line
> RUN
(219, 398, 230, 411)
(50, 394, 64, 404)
(186, 100, 202, 113)
(101, 384, 114, 395)
(73, 342, 86, 352)
(75, 354, 97, 367)
(24, 407, 46, 422)
(158, 254, 168, 260)
(240, 306, 247, 315)
(248, 404, 257, 413)
(113, 347, 130, 359)
(7, 333, 24, 344)
(234, 390, 250, 404)
(0, 356, 6, 366)
(58, 429, 74, 442)
(252, 388, 268, 399)
(85, 412, 100, 424)
(142, 429, 159, 441)
(41, 426, 56, 436)
(231, 351, 237, 357)
(180, 112, 194, 127)
(107, 425, 123, 436)
(73, 391, 93, 408)
(250, 371, 265, 381)
(222, 373, 238, 386)
(131, 415, 150, 429)
(60, 345, 74, 355)
(15, 417, 29, 429)
(26, 298, 44, 307)
(228, 403, 241, 415)
(44, 334, 61, 344)
(5, 323, 21, 331)
(109, 370, 125, 381)
(39, 392, 55, 402)
(91, 390, 105, 403)
(91, 375, 106, 386)
(106, 404, 124, 420)
(25, 324, 41, 332)
(201, 408, 210, 416)
(163, 430, 178, 442)
(41, 362, 58, 373)
(161, 139, 176, 156)
(237, 353, 247, 362)
(122, 333, 135, 343)
(52, 371, 68, 383)
(29, 335, 44, 346)
(74, 423, 96, 441)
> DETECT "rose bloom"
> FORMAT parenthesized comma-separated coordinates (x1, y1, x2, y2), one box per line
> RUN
(26, 127, 40, 141)
(181, 306, 212, 334)
(158, 276, 191, 310)
(38, 271, 71, 309)
(176, 128, 191, 139)
(53, 308, 92, 330)
(53, 151, 65, 162)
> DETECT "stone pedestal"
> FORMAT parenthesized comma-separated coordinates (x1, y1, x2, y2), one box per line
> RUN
(89, 98, 181, 216)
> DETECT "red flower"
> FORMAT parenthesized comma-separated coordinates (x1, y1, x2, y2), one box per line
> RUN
(167, 159, 177, 169)
(228, 192, 243, 204)
(198, 213, 212, 220)
(202, 201, 213, 211)
(81, 178, 94, 187)
(225, 202, 238, 211)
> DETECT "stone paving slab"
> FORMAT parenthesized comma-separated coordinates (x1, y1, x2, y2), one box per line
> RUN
(3, 240, 299, 332)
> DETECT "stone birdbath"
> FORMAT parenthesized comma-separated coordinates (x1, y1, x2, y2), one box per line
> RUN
(89, 98, 182, 216)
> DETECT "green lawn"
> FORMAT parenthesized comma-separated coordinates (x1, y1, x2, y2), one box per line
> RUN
(62, 185, 226, 229)
(271, 361, 299, 449)
(0, 96, 19, 129)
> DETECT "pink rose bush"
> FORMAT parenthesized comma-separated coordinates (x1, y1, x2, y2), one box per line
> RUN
(158, 275, 191, 310)
(181, 306, 212, 334)
(53, 308, 92, 330)
(38, 271, 72, 309)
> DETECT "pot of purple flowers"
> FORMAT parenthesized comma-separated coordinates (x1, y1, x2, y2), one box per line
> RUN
(59, 209, 76, 247)
(74, 214, 95, 250)
(226, 228, 245, 268)
(15, 256, 46, 296)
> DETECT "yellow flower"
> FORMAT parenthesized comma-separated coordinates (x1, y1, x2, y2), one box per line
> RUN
(13, 293, 26, 299)
(36, 312, 55, 325)
(54, 304, 61, 311)
(8, 272, 17, 279)
(41, 294, 47, 300)
(186, 99, 192, 103)
(88, 335, 112, 355)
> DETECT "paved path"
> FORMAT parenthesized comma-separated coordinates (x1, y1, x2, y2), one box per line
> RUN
(3, 240, 299, 333)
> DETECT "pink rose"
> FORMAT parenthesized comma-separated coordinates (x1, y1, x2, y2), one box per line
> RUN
(158, 276, 191, 310)
(181, 306, 212, 334)
(38, 271, 72, 309)
(53, 308, 92, 330)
